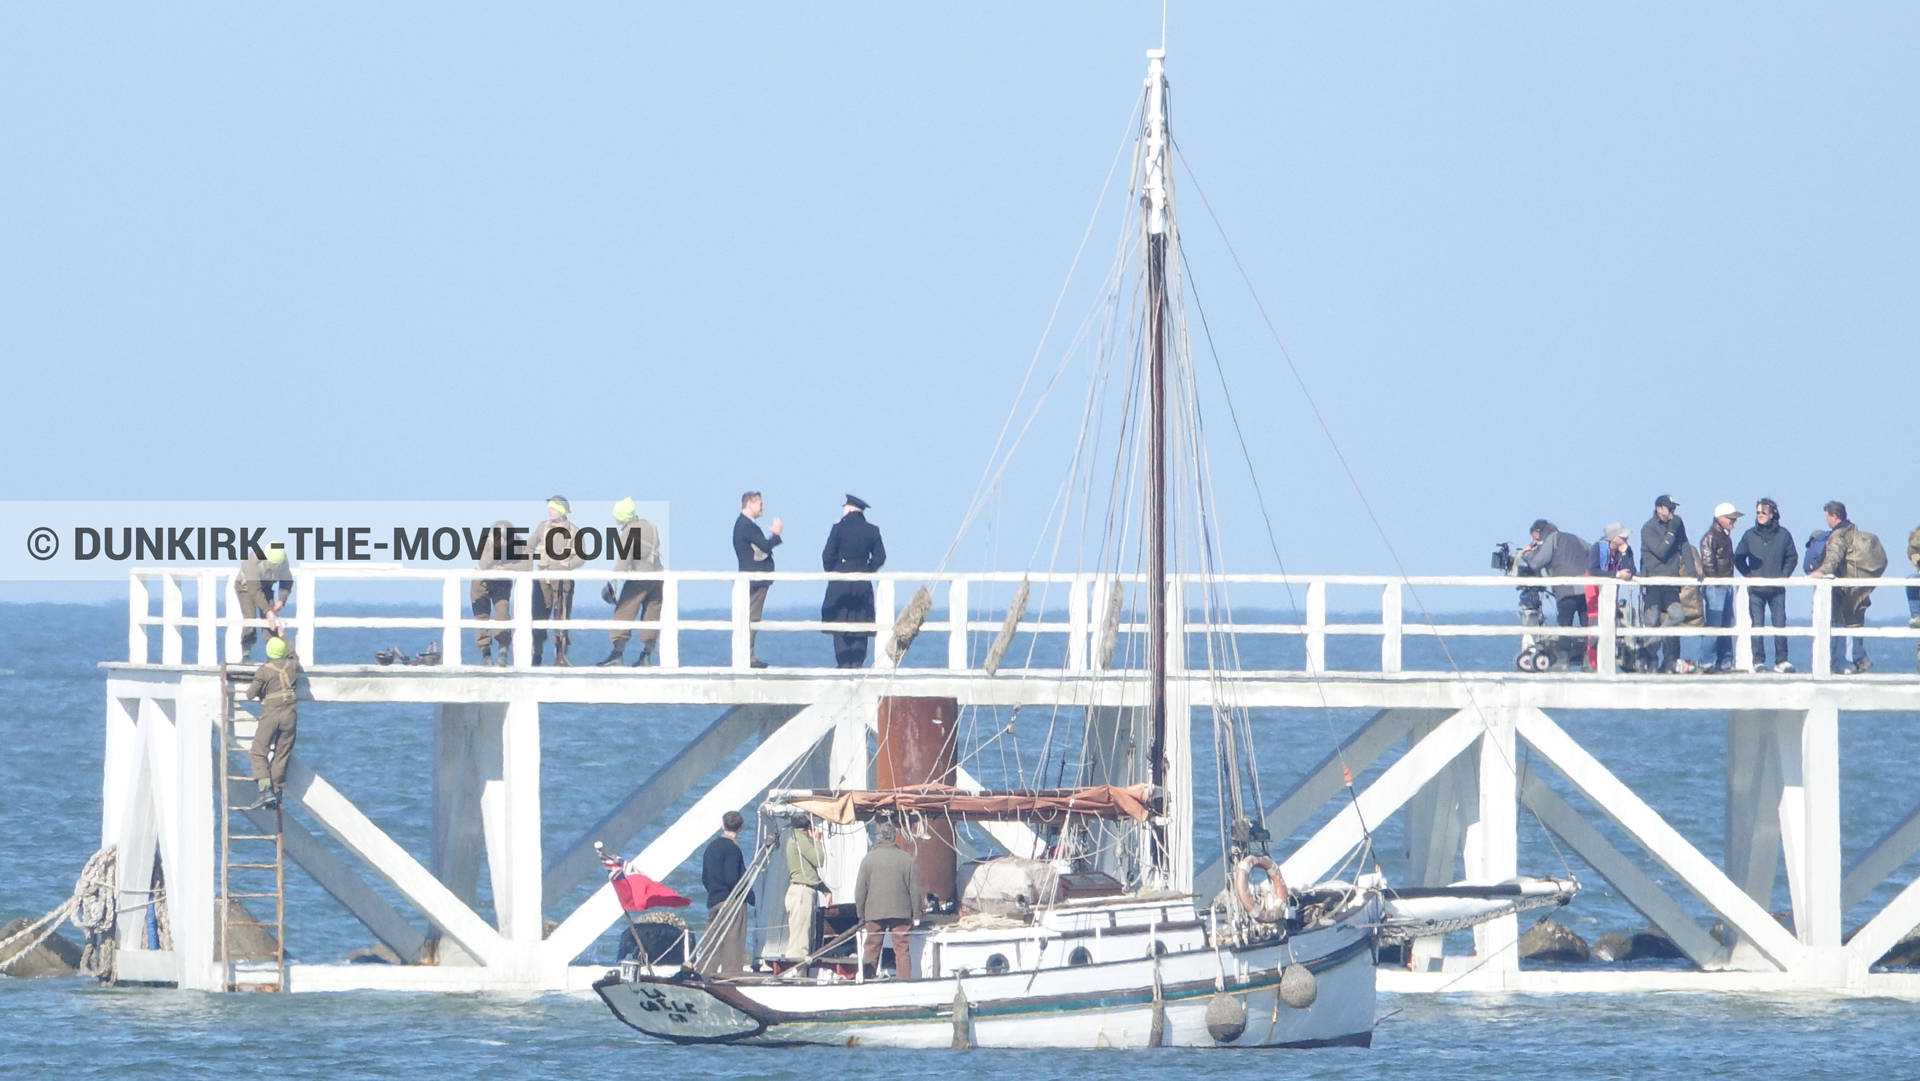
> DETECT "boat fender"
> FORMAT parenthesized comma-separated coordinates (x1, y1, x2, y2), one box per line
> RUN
(1233, 854, 1289, 922)
(1205, 991, 1247, 1043)
(951, 984, 972, 1049)
(1278, 963, 1317, 1009)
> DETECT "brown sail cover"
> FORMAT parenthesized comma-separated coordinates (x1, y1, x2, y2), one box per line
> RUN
(785, 784, 1154, 826)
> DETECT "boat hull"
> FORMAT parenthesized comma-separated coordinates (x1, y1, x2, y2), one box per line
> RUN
(596, 920, 1376, 1049)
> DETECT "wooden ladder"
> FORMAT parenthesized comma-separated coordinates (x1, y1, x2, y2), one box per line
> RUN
(217, 664, 287, 992)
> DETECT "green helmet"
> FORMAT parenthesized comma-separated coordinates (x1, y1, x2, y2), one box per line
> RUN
(265, 545, 287, 564)
(266, 636, 290, 660)
(613, 497, 636, 523)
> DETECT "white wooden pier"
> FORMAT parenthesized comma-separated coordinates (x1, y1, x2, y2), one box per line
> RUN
(100, 565, 1920, 995)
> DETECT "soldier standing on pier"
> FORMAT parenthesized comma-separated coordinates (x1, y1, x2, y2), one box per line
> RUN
(246, 635, 300, 810)
(235, 544, 293, 662)
(533, 496, 584, 666)
(732, 492, 783, 669)
(472, 520, 519, 667)
(599, 498, 664, 667)
(821, 495, 886, 669)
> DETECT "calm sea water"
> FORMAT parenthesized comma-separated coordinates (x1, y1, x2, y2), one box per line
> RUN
(2, 600, 1917, 1077)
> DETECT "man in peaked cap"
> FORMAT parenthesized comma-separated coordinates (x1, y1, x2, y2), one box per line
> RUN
(1639, 494, 1693, 673)
(820, 495, 886, 668)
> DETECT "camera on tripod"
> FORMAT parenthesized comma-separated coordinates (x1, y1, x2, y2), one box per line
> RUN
(1491, 542, 1515, 573)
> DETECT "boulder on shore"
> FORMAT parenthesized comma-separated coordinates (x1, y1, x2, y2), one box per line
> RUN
(345, 943, 404, 965)
(0, 916, 83, 978)
(1518, 916, 1590, 964)
(1591, 926, 1685, 962)
(1874, 925, 1920, 969)
(220, 899, 281, 961)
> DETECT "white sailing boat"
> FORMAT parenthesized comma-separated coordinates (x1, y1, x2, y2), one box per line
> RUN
(596, 47, 1575, 1050)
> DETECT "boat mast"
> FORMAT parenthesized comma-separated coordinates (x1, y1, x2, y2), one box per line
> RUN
(1142, 48, 1171, 875)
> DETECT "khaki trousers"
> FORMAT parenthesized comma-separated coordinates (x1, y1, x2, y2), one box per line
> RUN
(249, 704, 297, 790)
(236, 583, 271, 652)
(533, 579, 574, 660)
(471, 580, 513, 652)
(609, 579, 664, 652)
(784, 883, 818, 960)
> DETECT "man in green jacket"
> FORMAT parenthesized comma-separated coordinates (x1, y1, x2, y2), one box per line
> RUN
(783, 819, 826, 961)
(854, 821, 922, 979)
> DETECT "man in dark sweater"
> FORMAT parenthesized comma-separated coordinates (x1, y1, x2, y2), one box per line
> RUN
(699, 810, 755, 976)
(1734, 498, 1797, 672)
(732, 492, 784, 669)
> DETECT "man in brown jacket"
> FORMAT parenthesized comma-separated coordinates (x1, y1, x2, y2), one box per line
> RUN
(1809, 501, 1882, 673)
(854, 821, 923, 979)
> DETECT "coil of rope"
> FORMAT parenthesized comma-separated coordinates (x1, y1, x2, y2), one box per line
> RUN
(0, 846, 117, 980)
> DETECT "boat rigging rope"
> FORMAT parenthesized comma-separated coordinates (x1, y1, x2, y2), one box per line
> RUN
(1174, 142, 1575, 884)
(0, 846, 118, 979)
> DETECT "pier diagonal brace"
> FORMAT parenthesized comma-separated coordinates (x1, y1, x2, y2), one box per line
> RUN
(1843, 799, 1920, 915)
(1514, 708, 1804, 971)
(1518, 771, 1732, 969)
(541, 693, 857, 967)
(542, 704, 805, 911)
(1280, 709, 1482, 887)
(228, 791, 428, 963)
(1197, 708, 1440, 897)
(282, 758, 504, 966)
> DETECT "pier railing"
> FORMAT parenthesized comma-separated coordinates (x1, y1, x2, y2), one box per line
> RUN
(123, 567, 1920, 676)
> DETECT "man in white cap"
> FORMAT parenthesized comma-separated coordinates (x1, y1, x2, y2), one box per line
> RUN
(1698, 502, 1744, 672)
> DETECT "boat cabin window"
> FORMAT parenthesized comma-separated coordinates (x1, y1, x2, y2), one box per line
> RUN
(985, 953, 1009, 975)
(1147, 940, 1167, 958)
(1067, 946, 1092, 966)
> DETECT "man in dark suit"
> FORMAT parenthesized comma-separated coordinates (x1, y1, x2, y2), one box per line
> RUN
(821, 495, 886, 668)
(732, 491, 783, 669)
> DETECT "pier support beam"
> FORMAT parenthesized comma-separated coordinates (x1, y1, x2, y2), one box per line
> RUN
(1467, 708, 1519, 981)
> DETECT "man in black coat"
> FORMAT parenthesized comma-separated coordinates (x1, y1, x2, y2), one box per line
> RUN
(732, 491, 783, 669)
(821, 495, 886, 668)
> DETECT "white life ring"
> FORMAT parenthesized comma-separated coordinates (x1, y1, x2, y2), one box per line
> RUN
(1233, 854, 1289, 923)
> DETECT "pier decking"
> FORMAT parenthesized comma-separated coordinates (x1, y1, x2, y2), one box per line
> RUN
(100, 566, 1920, 994)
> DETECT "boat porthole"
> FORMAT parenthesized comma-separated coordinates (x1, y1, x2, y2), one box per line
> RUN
(1067, 946, 1092, 966)
(986, 953, 1009, 975)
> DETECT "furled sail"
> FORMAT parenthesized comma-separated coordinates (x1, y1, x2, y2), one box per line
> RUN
(765, 783, 1157, 825)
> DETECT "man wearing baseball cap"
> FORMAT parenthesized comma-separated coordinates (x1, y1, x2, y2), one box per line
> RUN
(1639, 495, 1692, 673)
(1699, 502, 1744, 672)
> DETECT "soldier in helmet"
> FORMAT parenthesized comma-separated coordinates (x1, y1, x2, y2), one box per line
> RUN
(235, 543, 293, 662)
(246, 635, 301, 810)
(532, 496, 585, 666)
(599, 497, 665, 667)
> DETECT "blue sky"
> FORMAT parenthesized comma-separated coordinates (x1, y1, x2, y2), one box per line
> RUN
(3, 4, 1916, 598)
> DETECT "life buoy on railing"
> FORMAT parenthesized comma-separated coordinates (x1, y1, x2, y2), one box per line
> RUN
(1233, 854, 1288, 923)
